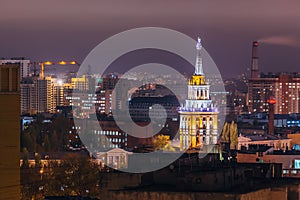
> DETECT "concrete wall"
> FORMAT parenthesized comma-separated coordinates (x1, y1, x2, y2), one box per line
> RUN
(237, 153, 300, 169)
(102, 191, 236, 200)
(102, 185, 299, 200)
(175, 168, 246, 192)
(102, 173, 142, 191)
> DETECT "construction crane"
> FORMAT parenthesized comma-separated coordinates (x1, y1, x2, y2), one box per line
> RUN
(39, 61, 78, 79)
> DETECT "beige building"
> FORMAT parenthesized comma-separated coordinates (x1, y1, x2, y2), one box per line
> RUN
(238, 134, 291, 150)
(96, 148, 132, 169)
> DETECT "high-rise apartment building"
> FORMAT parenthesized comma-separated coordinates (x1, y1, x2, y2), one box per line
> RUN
(0, 58, 30, 80)
(96, 74, 119, 115)
(0, 63, 20, 199)
(248, 42, 300, 114)
(249, 73, 300, 114)
(21, 76, 68, 114)
(20, 77, 35, 115)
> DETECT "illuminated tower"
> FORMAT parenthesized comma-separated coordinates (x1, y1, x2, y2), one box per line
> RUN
(179, 38, 218, 151)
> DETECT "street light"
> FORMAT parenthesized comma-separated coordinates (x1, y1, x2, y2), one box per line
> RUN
(39, 168, 44, 180)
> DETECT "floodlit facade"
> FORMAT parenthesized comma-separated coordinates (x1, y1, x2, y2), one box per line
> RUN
(179, 38, 218, 150)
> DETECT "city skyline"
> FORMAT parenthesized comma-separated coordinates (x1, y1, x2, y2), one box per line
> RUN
(3, 1, 300, 199)
(1, 0, 300, 78)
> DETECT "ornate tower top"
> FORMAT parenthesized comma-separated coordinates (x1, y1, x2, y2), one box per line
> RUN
(196, 37, 202, 49)
(189, 37, 206, 85)
(195, 37, 204, 75)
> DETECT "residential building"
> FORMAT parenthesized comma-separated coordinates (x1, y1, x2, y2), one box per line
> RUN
(0, 58, 30, 79)
(0, 63, 20, 199)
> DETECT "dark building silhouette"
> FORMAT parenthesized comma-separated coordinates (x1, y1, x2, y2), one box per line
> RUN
(0, 63, 20, 199)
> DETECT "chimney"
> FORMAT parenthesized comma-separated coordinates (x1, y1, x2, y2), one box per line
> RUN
(251, 41, 259, 79)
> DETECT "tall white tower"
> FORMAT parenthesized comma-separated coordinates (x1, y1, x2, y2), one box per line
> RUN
(178, 38, 218, 151)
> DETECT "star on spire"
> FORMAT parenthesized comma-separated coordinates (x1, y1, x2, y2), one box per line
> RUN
(196, 37, 202, 49)
(195, 37, 204, 75)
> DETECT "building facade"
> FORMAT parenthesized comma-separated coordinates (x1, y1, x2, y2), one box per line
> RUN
(0, 58, 30, 80)
(21, 76, 72, 114)
(248, 73, 300, 114)
(247, 42, 300, 114)
(0, 63, 20, 199)
(95, 74, 119, 115)
(238, 134, 291, 150)
(179, 38, 218, 151)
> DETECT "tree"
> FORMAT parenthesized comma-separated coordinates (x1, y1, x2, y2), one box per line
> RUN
(46, 154, 101, 197)
(35, 153, 42, 168)
(221, 122, 230, 142)
(21, 167, 43, 200)
(21, 147, 29, 169)
(221, 121, 238, 150)
(22, 132, 35, 152)
(50, 130, 58, 151)
(21, 155, 102, 199)
(153, 134, 175, 151)
(229, 121, 238, 149)
(44, 134, 51, 152)
(51, 115, 69, 149)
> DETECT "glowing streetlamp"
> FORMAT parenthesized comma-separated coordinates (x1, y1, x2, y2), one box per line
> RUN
(39, 168, 44, 180)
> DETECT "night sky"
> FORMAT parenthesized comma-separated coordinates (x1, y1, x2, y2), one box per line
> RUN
(1, 0, 300, 78)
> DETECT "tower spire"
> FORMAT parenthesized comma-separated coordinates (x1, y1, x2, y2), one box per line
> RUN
(195, 37, 204, 75)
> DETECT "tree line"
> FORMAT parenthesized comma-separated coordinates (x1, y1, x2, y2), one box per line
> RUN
(21, 114, 70, 153)
(21, 153, 102, 199)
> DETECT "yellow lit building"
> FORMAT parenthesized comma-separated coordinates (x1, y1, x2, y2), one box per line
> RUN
(71, 75, 89, 91)
(179, 38, 218, 151)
